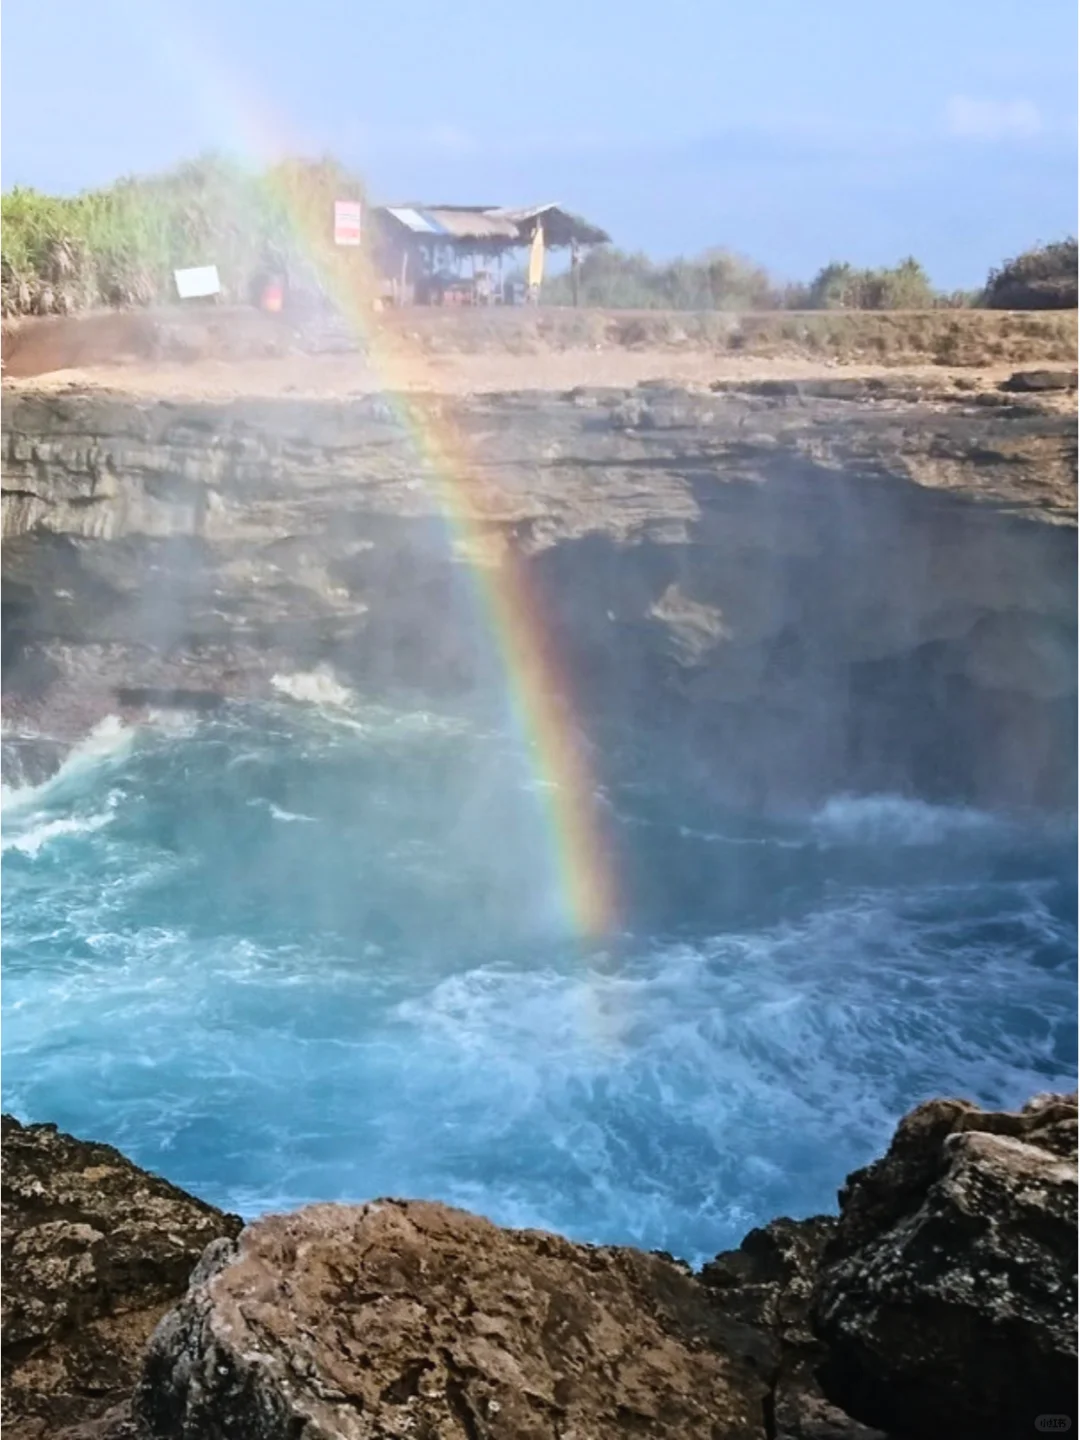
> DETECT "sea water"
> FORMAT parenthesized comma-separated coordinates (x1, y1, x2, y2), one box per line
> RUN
(2, 686, 1075, 1264)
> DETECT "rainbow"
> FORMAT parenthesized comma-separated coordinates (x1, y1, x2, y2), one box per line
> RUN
(133, 8, 620, 939)
(288, 257, 621, 940)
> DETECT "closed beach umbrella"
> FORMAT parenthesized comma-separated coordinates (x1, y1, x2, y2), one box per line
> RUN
(528, 222, 545, 293)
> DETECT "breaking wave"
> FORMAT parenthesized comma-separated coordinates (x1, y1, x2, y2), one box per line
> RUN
(1, 716, 135, 813)
(1, 801, 119, 857)
(271, 666, 356, 709)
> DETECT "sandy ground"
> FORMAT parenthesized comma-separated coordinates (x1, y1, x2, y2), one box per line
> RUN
(0, 349, 1045, 400)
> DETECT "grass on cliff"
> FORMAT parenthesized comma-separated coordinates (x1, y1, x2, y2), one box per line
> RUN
(1, 155, 368, 318)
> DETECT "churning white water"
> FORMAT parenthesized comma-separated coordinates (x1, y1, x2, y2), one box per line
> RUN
(2, 697, 1075, 1263)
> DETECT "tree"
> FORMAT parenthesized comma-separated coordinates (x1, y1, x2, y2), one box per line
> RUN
(983, 239, 1078, 310)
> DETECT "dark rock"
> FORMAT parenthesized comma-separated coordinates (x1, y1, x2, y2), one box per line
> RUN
(811, 1093, 1078, 1440)
(971, 390, 1045, 414)
(999, 369, 1079, 393)
(702, 1218, 885, 1440)
(703, 1216, 835, 1339)
(1, 1115, 242, 1440)
(30, 1401, 142, 1440)
(112, 687, 225, 710)
(711, 377, 901, 403)
(135, 1198, 778, 1439)
(0, 733, 71, 790)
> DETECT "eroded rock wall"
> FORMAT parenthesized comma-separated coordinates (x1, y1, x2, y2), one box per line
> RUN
(2, 383, 1075, 810)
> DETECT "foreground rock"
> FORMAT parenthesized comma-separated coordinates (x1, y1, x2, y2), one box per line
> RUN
(0, 1115, 242, 1439)
(811, 1092, 1078, 1440)
(702, 1218, 884, 1439)
(4, 1095, 1075, 1438)
(999, 368, 1079, 393)
(135, 1198, 777, 1439)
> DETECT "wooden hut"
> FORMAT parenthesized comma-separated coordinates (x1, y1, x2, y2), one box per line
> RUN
(371, 203, 609, 305)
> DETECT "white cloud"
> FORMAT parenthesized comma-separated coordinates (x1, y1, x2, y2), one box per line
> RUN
(946, 96, 1043, 141)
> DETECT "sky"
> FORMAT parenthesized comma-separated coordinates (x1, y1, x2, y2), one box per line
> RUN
(1, 0, 1076, 288)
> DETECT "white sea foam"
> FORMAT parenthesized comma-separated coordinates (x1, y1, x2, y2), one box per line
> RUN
(271, 667, 355, 710)
(1, 797, 118, 857)
(1, 718, 135, 814)
(244, 797, 318, 824)
(4, 856, 1072, 1261)
(676, 823, 804, 849)
(811, 794, 1002, 847)
(386, 709, 474, 738)
(387, 879, 1072, 1246)
(144, 708, 202, 739)
(268, 674, 478, 748)
(268, 803, 317, 824)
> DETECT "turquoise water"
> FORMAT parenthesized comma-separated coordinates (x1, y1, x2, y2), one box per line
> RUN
(2, 691, 1075, 1263)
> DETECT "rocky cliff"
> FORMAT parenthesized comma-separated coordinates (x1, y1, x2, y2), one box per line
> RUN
(2, 375, 1077, 810)
(2, 1094, 1075, 1440)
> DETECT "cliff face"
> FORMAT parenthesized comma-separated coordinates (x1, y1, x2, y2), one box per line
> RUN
(2, 379, 1076, 810)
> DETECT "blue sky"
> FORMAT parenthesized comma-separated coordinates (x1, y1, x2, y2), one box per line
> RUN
(2, 0, 1076, 287)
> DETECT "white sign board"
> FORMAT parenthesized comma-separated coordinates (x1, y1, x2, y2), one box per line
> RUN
(174, 265, 221, 299)
(334, 200, 362, 246)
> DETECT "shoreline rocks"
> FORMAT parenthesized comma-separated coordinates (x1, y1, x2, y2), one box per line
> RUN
(811, 1093, 1078, 1440)
(3, 1095, 1075, 1439)
(0, 1116, 242, 1440)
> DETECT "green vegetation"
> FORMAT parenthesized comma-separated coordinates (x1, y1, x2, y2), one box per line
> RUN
(1, 155, 367, 317)
(542, 248, 978, 311)
(542, 247, 782, 310)
(982, 239, 1078, 310)
(2, 156, 1075, 317)
(800, 257, 937, 310)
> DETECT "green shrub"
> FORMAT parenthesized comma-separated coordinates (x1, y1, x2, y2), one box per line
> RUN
(541, 248, 940, 312)
(982, 239, 1077, 309)
(804, 257, 935, 310)
(541, 245, 782, 310)
(1, 154, 368, 317)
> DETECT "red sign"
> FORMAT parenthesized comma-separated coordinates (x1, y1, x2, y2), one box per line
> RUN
(334, 200, 362, 246)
